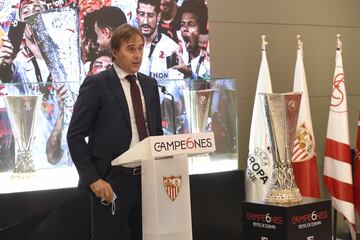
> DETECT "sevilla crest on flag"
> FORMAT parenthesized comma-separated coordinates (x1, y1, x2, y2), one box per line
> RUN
(163, 176, 182, 201)
(292, 123, 315, 162)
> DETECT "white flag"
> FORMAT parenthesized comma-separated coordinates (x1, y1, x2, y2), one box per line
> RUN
(323, 47, 356, 239)
(292, 43, 321, 198)
(245, 48, 273, 201)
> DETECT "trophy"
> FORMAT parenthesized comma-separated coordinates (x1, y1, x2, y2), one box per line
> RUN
(26, 7, 84, 122)
(259, 92, 302, 204)
(4, 95, 42, 177)
(183, 88, 214, 133)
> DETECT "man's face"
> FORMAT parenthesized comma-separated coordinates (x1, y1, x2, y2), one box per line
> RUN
(112, 35, 144, 74)
(198, 34, 208, 50)
(160, 0, 176, 15)
(94, 21, 110, 51)
(81, 37, 100, 63)
(91, 55, 112, 74)
(20, 0, 44, 21)
(136, 3, 158, 39)
(20, 0, 45, 40)
(180, 12, 200, 54)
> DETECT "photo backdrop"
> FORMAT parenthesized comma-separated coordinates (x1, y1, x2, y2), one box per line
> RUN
(0, 0, 211, 193)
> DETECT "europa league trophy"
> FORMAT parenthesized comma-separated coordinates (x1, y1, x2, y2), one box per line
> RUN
(4, 95, 42, 177)
(259, 92, 302, 204)
(183, 88, 214, 133)
(26, 7, 83, 123)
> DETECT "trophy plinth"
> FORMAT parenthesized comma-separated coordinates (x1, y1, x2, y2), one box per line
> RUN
(4, 95, 42, 178)
(259, 92, 302, 204)
(242, 197, 332, 240)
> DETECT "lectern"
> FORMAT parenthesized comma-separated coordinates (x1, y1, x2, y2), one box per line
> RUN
(112, 132, 216, 240)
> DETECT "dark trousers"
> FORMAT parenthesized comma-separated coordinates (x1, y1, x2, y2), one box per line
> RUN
(90, 168, 142, 240)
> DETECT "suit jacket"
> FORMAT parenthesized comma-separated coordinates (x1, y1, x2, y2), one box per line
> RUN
(67, 66, 163, 189)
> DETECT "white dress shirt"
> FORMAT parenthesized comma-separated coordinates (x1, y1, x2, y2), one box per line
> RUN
(113, 63, 148, 167)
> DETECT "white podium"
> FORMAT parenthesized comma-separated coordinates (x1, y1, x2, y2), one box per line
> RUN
(112, 132, 216, 240)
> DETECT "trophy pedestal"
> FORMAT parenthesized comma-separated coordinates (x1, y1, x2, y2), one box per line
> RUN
(11, 172, 37, 180)
(242, 197, 331, 240)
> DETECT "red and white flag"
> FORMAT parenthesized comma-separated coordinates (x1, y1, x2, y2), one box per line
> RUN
(354, 109, 360, 216)
(323, 44, 356, 239)
(245, 37, 273, 201)
(292, 40, 321, 198)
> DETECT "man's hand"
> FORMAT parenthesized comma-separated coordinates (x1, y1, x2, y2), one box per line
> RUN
(54, 83, 68, 107)
(172, 53, 192, 78)
(90, 179, 114, 202)
(0, 36, 14, 67)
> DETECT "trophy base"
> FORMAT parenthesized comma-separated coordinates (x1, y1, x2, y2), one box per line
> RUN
(11, 171, 37, 180)
(263, 188, 302, 204)
(243, 197, 332, 240)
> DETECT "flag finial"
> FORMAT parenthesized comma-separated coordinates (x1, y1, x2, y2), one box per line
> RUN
(337, 34, 342, 51)
(261, 35, 268, 51)
(297, 35, 303, 56)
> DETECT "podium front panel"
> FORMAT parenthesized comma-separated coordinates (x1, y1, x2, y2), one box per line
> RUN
(142, 155, 192, 240)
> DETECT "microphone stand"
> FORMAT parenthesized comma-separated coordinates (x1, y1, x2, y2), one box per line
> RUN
(158, 85, 176, 135)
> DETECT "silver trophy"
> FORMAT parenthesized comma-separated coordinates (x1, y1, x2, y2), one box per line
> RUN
(259, 92, 302, 204)
(26, 7, 83, 121)
(4, 95, 42, 177)
(183, 88, 214, 133)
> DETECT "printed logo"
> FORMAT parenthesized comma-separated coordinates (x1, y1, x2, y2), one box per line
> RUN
(163, 176, 182, 201)
(153, 137, 213, 152)
(247, 146, 271, 185)
(23, 97, 32, 111)
(330, 72, 347, 113)
(199, 95, 208, 105)
(288, 99, 297, 111)
(159, 51, 165, 59)
(292, 123, 315, 162)
(292, 210, 328, 230)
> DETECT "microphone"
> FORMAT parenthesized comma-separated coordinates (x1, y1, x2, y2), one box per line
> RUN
(147, 81, 176, 134)
(195, 52, 205, 76)
(158, 85, 176, 135)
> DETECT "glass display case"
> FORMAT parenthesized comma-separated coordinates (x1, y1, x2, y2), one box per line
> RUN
(157, 78, 238, 174)
(0, 78, 237, 193)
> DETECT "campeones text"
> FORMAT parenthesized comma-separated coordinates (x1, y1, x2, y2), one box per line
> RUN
(153, 137, 213, 152)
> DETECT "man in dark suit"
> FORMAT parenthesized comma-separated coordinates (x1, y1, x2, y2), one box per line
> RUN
(67, 24, 163, 240)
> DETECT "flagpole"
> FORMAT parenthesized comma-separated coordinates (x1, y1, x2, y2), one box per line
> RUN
(332, 33, 340, 240)
(337, 33, 342, 50)
(333, 209, 337, 239)
(332, 33, 341, 240)
(261, 35, 267, 50)
(297, 35, 303, 53)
